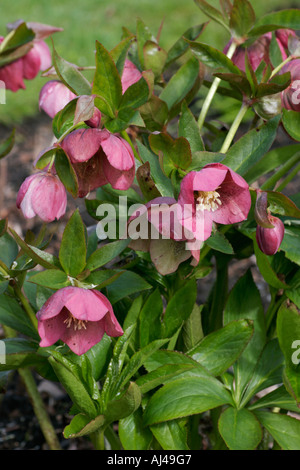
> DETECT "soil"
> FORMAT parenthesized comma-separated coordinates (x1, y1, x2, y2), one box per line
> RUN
(0, 113, 299, 450)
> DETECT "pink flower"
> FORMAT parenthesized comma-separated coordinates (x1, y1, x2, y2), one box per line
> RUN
(121, 59, 142, 93)
(60, 128, 135, 197)
(128, 197, 200, 275)
(256, 216, 284, 255)
(39, 80, 77, 118)
(0, 36, 51, 92)
(177, 163, 251, 242)
(280, 59, 300, 112)
(36, 286, 123, 355)
(224, 34, 271, 72)
(16, 172, 67, 222)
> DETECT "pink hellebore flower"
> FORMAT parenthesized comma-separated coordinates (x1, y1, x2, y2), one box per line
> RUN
(280, 59, 300, 112)
(256, 216, 284, 256)
(121, 59, 142, 93)
(177, 163, 251, 242)
(224, 34, 271, 72)
(60, 128, 135, 197)
(16, 171, 67, 222)
(0, 37, 51, 92)
(36, 286, 123, 355)
(128, 197, 200, 275)
(39, 80, 77, 118)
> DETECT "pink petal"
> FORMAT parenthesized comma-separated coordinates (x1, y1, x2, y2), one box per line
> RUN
(100, 134, 135, 171)
(32, 40, 52, 71)
(192, 165, 227, 192)
(61, 128, 104, 163)
(0, 58, 26, 92)
(22, 46, 41, 81)
(102, 153, 135, 190)
(61, 319, 106, 355)
(121, 59, 142, 93)
(39, 80, 77, 118)
(38, 308, 69, 347)
(30, 174, 67, 222)
(64, 289, 111, 322)
(36, 287, 77, 321)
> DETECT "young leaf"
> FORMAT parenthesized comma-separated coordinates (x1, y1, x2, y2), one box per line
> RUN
(119, 408, 153, 450)
(59, 209, 87, 277)
(218, 407, 262, 450)
(194, 0, 231, 33)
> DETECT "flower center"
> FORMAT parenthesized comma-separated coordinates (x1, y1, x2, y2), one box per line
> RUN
(64, 313, 87, 331)
(195, 190, 222, 212)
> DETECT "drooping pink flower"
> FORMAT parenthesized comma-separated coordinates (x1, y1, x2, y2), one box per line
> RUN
(127, 197, 200, 275)
(121, 59, 142, 93)
(39, 80, 77, 118)
(36, 286, 123, 355)
(280, 59, 300, 112)
(275, 29, 297, 60)
(177, 163, 251, 242)
(224, 34, 271, 72)
(0, 36, 51, 92)
(60, 128, 135, 197)
(16, 171, 67, 222)
(256, 215, 284, 255)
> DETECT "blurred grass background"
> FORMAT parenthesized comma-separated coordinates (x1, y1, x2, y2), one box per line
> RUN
(0, 0, 297, 125)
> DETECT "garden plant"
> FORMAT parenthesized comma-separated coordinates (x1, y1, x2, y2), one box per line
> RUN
(1, 0, 300, 451)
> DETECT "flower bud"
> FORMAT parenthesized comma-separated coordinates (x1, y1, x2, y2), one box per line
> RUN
(280, 59, 300, 112)
(256, 216, 284, 255)
(224, 34, 271, 72)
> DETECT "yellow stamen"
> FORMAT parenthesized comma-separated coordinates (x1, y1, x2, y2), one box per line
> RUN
(64, 314, 87, 331)
(196, 190, 222, 212)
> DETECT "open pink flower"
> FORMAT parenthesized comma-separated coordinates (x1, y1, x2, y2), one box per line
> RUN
(280, 59, 300, 112)
(36, 286, 123, 355)
(121, 59, 142, 93)
(128, 197, 200, 275)
(256, 216, 284, 255)
(224, 34, 271, 72)
(177, 163, 251, 242)
(16, 171, 67, 222)
(0, 36, 51, 92)
(60, 128, 135, 197)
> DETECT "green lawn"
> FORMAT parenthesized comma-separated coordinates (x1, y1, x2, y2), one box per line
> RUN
(0, 0, 294, 124)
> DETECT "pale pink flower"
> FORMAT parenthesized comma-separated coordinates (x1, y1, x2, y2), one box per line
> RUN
(39, 80, 77, 118)
(121, 59, 142, 93)
(0, 36, 51, 92)
(60, 128, 135, 197)
(177, 163, 251, 242)
(256, 216, 284, 255)
(16, 172, 67, 222)
(36, 286, 123, 355)
(128, 197, 200, 275)
(280, 59, 300, 112)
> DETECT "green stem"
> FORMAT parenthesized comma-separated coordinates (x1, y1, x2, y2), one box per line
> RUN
(13, 283, 38, 330)
(105, 424, 122, 450)
(91, 428, 106, 450)
(198, 40, 237, 131)
(261, 151, 300, 190)
(18, 368, 62, 450)
(220, 103, 249, 153)
(270, 56, 293, 79)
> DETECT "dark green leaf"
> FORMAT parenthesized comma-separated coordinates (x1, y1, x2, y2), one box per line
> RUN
(282, 109, 300, 142)
(229, 0, 256, 39)
(165, 23, 208, 68)
(218, 407, 262, 450)
(85, 239, 130, 271)
(188, 40, 242, 74)
(178, 101, 204, 153)
(0, 128, 15, 160)
(254, 410, 300, 450)
(249, 9, 300, 37)
(55, 148, 78, 198)
(52, 44, 91, 96)
(59, 209, 86, 277)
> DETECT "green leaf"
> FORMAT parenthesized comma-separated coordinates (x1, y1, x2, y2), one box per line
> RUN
(0, 22, 35, 53)
(0, 338, 42, 371)
(188, 40, 241, 75)
(178, 101, 204, 153)
(92, 41, 122, 118)
(136, 17, 156, 69)
(28, 269, 70, 290)
(85, 239, 130, 271)
(159, 56, 200, 110)
(254, 410, 300, 450)
(55, 148, 78, 198)
(223, 270, 266, 401)
(282, 109, 300, 142)
(52, 43, 91, 96)
(221, 115, 280, 175)
(143, 375, 233, 426)
(136, 161, 162, 201)
(136, 364, 196, 394)
(277, 301, 300, 371)
(206, 231, 234, 255)
(188, 319, 254, 376)
(165, 23, 208, 68)
(0, 232, 18, 267)
(52, 99, 77, 138)
(253, 238, 288, 290)
(218, 407, 262, 450)
(182, 303, 204, 351)
(248, 384, 300, 413)
(48, 351, 98, 418)
(104, 382, 141, 423)
(0, 128, 15, 160)
(106, 270, 152, 304)
(280, 226, 300, 266)
(143, 41, 167, 77)
(229, 0, 256, 39)
(283, 367, 300, 407)
(119, 408, 153, 450)
(70, 334, 112, 382)
(194, 0, 231, 33)
(139, 94, 169, 132)
(150, 419, 189, 451)
(59, 209, 87, 277)
(136, 140, 173, 197)
(110, 36, 134, 75)
(149, 132, 192, 176)
(139, 289, 164, 348)
(63, 413, 105, 439)
(249, 9, 300, 37)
